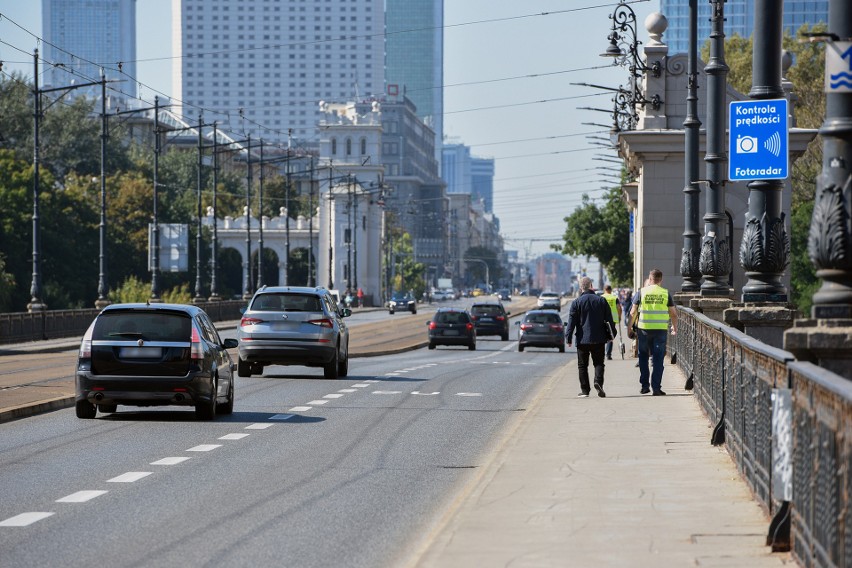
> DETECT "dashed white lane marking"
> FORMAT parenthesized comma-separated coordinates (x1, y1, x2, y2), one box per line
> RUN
(186, 444, 221, 452)
(270, 413, 297, 420)
(108, 472, 153, 483)
(0, 512, 54, 527)
(288, 406, 312, 412)
(56, 490, 107, 503)
(384, 373, 401, 376)
(338, 389, 357, 393)
(246, 423, 274, 429)
(373, 390, 403, 395)
(151, 457, 191, 465)
(364, 380, 380, 383)
(307, 399, 329, 405)
(219, 433, 250, 440)
(411, 391, 440, 396)
(323, 393, 344, 399)
(351, 384, 370, 388)
(456, 392, 483, 397)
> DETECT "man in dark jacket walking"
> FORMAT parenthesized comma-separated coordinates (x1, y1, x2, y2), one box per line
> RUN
(565, 277, 617, 398)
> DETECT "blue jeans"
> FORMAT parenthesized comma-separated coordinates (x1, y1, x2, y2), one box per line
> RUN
(637, 329, 667, 392)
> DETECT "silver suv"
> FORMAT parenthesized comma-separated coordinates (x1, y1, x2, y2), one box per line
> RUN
(537, 291, 561, 310)
(236, 286, 351, 379)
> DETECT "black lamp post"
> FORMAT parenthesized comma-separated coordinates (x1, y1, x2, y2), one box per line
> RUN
(700, 0, 733, 296)
(95, 72, 110, 309)
(680, 0, 702, 293)
(244, 135, 253, 299)
(209, 122, 220, 301)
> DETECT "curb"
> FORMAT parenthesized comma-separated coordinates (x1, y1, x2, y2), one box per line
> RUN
(0, 395, 75, 424)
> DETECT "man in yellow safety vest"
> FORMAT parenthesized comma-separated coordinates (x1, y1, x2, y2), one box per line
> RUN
(601, 284, 620, 360)
(628, 269, 678, 395)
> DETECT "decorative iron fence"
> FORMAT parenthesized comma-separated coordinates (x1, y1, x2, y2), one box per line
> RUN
(0, 300, 246, 345)
(672, 306, 851, 567)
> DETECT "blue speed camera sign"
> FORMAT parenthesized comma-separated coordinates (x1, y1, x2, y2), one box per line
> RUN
(728, 98, 789, 181)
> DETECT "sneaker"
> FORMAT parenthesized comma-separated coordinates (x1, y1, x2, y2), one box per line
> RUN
(640, 387, 651, 394)
(652, 390, 667, 396)
(594, 383, 606, 398)
(606, 355, 613, 360)
(577, 392, 590, 398)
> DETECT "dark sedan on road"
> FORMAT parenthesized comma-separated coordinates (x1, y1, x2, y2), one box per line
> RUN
(75, 303, 238, 420)
(427, 308, 476, 350)
(470, 301, 510, 341)
(388, 293, 417, 314)
(517, 310, 566, 352)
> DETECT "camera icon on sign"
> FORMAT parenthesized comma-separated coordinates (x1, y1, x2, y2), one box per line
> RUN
(736, 135, 758, 154)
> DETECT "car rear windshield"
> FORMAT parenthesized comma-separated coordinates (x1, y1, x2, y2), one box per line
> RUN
(435, 312, 470, 324)
(472, 305, 503, 316)
(252, 293, 323, 312)
(93, 311, 192, 342)
(526, 313, 561, 324)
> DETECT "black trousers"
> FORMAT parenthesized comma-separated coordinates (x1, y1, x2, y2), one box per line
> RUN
(577, 343, 606, 394)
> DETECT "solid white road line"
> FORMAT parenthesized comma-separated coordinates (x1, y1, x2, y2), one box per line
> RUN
(151, 457, 191, 465)
(219, 433, 250, 440)
(186, 444, 221, 452)
(108, 472, 153, 483)
(56, 490, 108, 503)
(246, 423, 274, 429)
(0, 512, 54, 527)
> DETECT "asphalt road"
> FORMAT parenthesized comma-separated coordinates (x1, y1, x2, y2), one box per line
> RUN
(0, 303, 570, 567)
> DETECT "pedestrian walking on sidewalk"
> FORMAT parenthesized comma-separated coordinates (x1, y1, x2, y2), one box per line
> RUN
(565, 277, 616, 398)
(628, 269, 678, 396)
(601, 284, 620, 360)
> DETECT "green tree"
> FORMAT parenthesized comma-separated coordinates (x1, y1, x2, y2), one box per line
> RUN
(390, 231, 426, 298)
(557, 185, 633, 285)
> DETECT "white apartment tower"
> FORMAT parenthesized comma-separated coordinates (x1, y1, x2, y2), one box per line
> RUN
(172, 0, 384, 142)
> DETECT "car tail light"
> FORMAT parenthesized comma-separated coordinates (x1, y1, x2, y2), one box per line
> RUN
(550, 324, 564, 332)
(429, 322, 437, 330)
(240, 317, 263, 327)
(520, 323, 533, 331)
(307, 318, 333, 328)
(79, 323, 94, 358)
(496, 316, 505, 321)
(466, 323, 473, 331)
(470, 315, 477, 321)
(191, 326, 204, 360)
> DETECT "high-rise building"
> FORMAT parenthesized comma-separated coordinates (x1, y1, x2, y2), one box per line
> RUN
(385, 0, 443, 167)
(441, 142, 471, 195)
(660, 0, 828, 55)
(42, 0, 137, 102)
(471, 157, 494, 213)
(172, 0, 384, 142)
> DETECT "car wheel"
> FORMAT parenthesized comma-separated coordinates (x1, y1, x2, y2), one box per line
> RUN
(411, 308, 417, 314)
(559, 344, 565, 353)
(98, 404, 117, 414)
(324, 347, 340, 380)
(338, 351, 349, 377)
(389, 307, 395, 314)
(469, 342, 476, 351)
(196, 379, 217, 420)
(428, 342, 436, 350)
(519, 344, 525, 352)
(76, 400, 96, 419)
(237, 357, 252, 378)
(501, 333, 509, 341)
(217, 379, 234, 415)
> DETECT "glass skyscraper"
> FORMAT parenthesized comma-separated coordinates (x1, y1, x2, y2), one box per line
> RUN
(42, 0, 137, 102)
(385, 0, 443, 165)
(660, 0, 828, 55)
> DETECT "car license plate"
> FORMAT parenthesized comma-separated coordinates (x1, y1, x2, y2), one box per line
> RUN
(443, 330, 458, 336)
(120, 347, 161, 358)
(480, 318, 493, 322)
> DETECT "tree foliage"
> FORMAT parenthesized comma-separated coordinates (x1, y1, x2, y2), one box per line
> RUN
(557, 185, 633, 286)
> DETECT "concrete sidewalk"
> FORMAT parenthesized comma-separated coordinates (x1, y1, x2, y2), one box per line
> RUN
(411, 354, 793, 567)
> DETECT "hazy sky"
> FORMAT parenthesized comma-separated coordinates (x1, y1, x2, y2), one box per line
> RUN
(0, 0, 659, 259)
